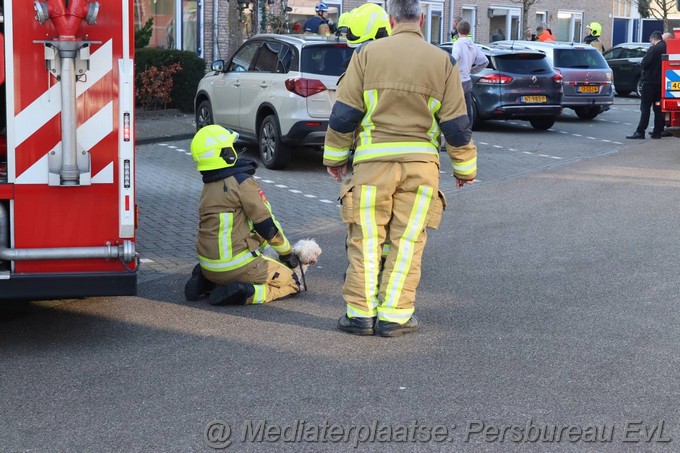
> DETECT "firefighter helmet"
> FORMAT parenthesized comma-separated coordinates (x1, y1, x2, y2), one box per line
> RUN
(315, 2, 329, 12)
(191, 125, 239, 171)
(587, 22, 602, 37)
(336, 11, 352, 36)
(346, 3, 391, 47)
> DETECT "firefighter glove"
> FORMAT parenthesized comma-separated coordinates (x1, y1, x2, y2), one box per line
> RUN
(279, 253, 300, 269)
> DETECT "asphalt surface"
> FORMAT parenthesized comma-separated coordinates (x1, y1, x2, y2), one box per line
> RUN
(2, 103, 680, 452)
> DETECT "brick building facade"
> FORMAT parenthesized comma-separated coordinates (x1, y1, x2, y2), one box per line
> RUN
(140, 0, 669, 64)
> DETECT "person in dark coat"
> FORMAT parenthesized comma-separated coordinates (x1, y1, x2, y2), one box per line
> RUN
(626, 31, 667, 140)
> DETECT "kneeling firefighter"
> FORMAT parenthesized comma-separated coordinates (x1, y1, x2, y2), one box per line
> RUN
(184, 125, 301, 305)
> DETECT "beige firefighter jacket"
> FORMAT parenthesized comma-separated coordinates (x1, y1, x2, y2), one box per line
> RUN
(197, 175, 291, 273)
(323, 22, 477, 180)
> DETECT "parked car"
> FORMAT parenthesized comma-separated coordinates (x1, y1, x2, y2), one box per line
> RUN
(194, 34, 353, 169)
(494, 41, 614, 120)
(439, 42, 563, 130)
(602, 42, 651, 96)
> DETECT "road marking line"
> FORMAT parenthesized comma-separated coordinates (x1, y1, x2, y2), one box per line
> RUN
(550, 156, 563, 160)
(559, 131, 568, 134)
(602, 139, 612, 143)
(289, 189, 302, 193)
(478, 141, 489, 145)
(261, 179, 274, 183)
(275, 184, 288, 188)
(493, 145, 502, 148)
(140, 258, 155, 263)
(612, 141, 623, 144)
(522, 151, 533, 155)
(176, 149, 185, 152)
(587, 137, 596, 140)
(572, 134, 582, 137)
(167, 145, 178, 149)
(304, 194, 317, 198)
(320, 199, 334, 204)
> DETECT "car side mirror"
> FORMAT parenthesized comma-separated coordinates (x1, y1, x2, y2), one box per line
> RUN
(211, 60, 225, 72)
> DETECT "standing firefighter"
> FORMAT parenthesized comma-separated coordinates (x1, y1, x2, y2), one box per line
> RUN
(584, 22, 605, 53)
(185, 125, 301, 305)
(323, 0, 477, 337)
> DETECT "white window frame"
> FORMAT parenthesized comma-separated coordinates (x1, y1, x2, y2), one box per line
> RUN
(535, 11, 547, 28)
(557, 10, 583, 42)
(421, 1, 444, 44)
(488, 6, 522, 41)
(462, 5, 477, 40)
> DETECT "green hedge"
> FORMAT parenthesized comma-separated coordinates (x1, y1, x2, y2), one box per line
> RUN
(135, 48, 206, 113)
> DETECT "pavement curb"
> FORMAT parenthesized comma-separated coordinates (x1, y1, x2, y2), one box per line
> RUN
(136, 134, 195, 146)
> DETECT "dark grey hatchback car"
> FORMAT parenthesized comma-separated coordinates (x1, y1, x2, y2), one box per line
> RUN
(439, 43, 563, 130)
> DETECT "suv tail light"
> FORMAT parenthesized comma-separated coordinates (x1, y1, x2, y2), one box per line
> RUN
(285, 78, 327, 97)
(553, 69, 563, 84)
(478, 73, 513, 84)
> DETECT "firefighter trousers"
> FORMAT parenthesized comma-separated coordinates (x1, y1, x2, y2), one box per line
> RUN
(339, 161, 445, 324)
(203, 255, 300, 304)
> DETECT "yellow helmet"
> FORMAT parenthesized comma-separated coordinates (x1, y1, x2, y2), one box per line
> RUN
(346, 3, 391, 47)
(336, 11, 352, 37)
(191, 125, 239, 171)
(587, 22, 602, 37)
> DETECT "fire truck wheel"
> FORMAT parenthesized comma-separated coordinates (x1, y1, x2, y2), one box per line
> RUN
(259, 115, 290, 170)
(196, 100, 214, 131)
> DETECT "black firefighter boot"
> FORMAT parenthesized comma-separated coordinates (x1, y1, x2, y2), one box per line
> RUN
(184, 264, 215, 301)
(376, 316, 420, 338)
(209, 282, 255, 306)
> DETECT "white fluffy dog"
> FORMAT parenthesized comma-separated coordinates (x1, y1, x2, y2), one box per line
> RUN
(262, 238, 322, 288)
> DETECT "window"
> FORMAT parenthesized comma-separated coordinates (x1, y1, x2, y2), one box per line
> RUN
(554, 49, 608, 69)
(421, 2, 444, 44)
(556, 11, 583, 42)
(134, 0, 201, 54)
(229, 42, 260, 72)
(462, 6, 477, 40)
(253, 42, 282, 72)
(535, 12, 547, 28)
(488, 7, 521, 42)
(494, 54, 552, 73)
(301, 46, 355, 76)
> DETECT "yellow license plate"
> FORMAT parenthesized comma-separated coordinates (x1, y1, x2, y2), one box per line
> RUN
(522, 96, 547, 103)
(578, 85, 600, 93)
(669, 81, 680, 91)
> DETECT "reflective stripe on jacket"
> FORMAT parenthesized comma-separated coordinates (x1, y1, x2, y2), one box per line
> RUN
(323, 22, 477, 180)
(197, 177, 290, 272)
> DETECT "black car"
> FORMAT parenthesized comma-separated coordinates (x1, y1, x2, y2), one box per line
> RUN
(603, 42, 651, 96)
(439, 43, 563, 130)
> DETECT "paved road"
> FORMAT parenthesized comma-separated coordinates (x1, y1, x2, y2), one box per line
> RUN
(4, 98, 680, 452)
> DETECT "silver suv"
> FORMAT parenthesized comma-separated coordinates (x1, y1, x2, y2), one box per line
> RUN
(494, 41, 614, 119)
(194, 34, 353, 169)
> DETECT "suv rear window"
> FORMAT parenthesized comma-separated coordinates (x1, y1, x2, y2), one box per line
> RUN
(493, 53, 552, 74)
(301, 45, 355, 76)
(554, 48, 609, 69)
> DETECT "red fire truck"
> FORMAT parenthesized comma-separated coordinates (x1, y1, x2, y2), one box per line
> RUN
(0, 0, 137, 300)
(662, 28, 680, 136)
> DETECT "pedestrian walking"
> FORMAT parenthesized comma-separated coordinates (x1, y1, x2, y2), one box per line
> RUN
(452, 20, 489, 123)
(184, 125, 301, 305)
(626, 31, 667, 140)
(323, 0, 477, 337)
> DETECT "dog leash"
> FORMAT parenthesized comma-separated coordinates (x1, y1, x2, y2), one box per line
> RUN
(298, 261, 307, 291)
